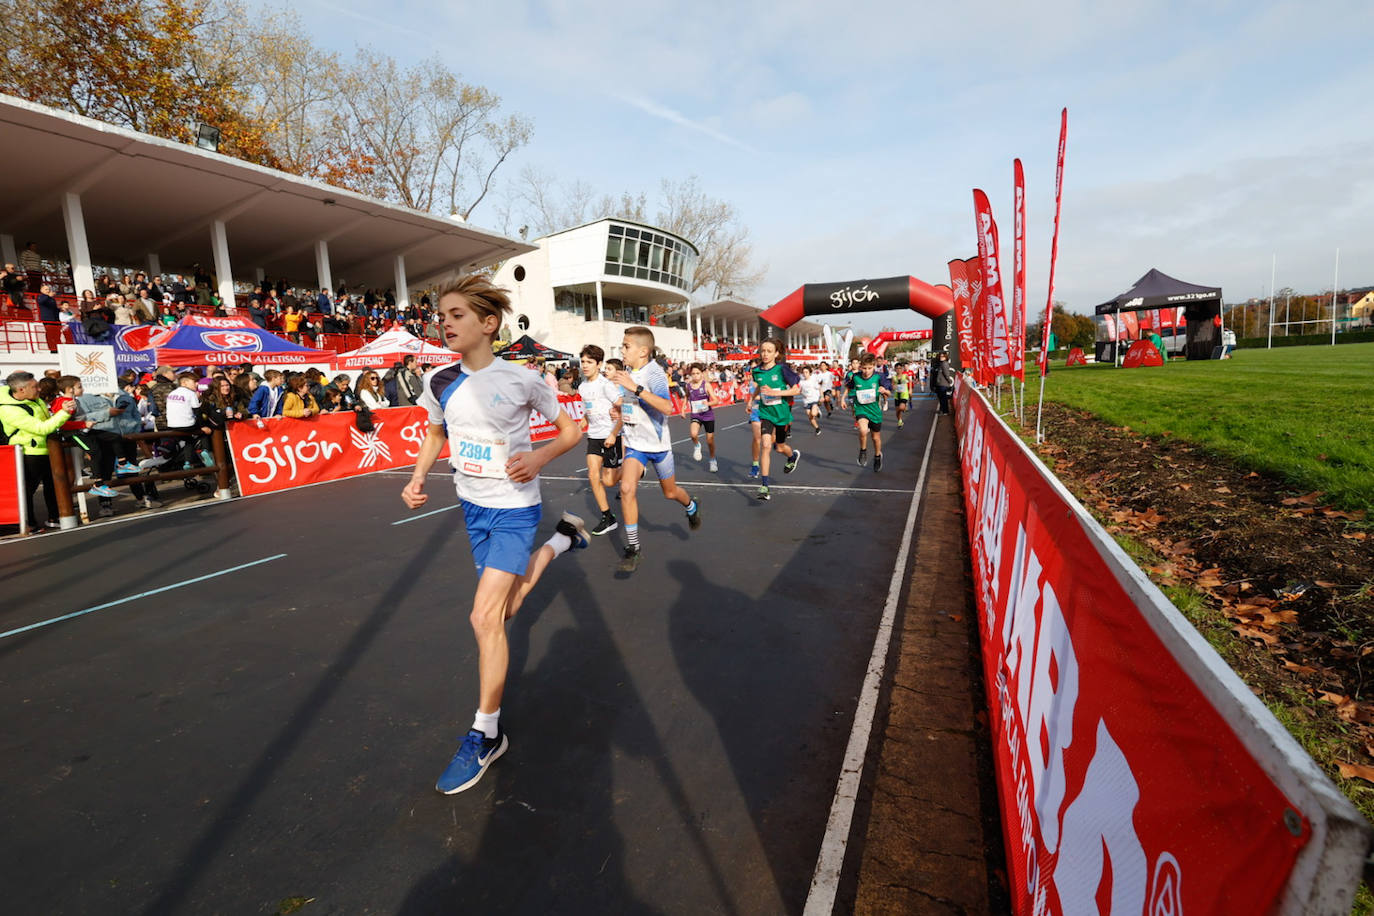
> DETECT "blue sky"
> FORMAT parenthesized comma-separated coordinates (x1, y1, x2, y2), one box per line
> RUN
(275, 0, 1374, 332)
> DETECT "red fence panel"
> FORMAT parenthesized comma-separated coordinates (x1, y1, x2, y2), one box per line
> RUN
(952, 379, 1368, 913)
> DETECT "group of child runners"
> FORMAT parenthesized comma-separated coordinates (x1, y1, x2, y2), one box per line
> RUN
(401, 273, 934, 794)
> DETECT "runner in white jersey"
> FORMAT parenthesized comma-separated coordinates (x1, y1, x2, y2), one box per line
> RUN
(607, 326, 701, 574)
(798, 365, 823, 436)
(577, 344, 623, 537)
(402, 274, 587, 795)
(818, 361, 836, 416)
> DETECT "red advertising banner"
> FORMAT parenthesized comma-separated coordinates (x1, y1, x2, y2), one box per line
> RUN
(1038, 108, 1067, 376)
(947, 258, 979, 374)
(1012, 159, 1027, 381)
(1064, 348, 1088, 366)
(973, 190, 1013, 378)
(0, 445, 23, 527)
(226, 395, 585, 496)
(953, 382, 1310, 914)
(1122, 339, 1165, 368)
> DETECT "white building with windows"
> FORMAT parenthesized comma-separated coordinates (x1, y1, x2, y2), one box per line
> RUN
(491, 219, 700, 362)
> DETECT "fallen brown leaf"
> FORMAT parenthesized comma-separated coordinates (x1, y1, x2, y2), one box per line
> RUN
(1338, 762, 1374, 783)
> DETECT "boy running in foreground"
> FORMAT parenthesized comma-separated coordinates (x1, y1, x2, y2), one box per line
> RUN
(402, 274, 586, 794)
(577, 344, 623, 536)
(608, 327, 701, 573)
(751, 337, 802, 501)
(842, 353, 891, 472)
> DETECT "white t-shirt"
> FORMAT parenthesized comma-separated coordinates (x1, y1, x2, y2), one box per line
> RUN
(418, 359, 562, 509)
(578, 376, 621, 440)
(165, 387, 200, 428)
(619, 361, 673, 454)
(799, 376, 823, 405)
(818, 373, 834, 392)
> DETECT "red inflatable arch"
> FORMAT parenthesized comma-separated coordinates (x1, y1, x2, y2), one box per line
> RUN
(758, 275, 960, 366)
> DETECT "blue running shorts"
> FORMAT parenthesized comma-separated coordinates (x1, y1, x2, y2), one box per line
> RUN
(623, 447, 676, 480)
(460, 501, 542, 576)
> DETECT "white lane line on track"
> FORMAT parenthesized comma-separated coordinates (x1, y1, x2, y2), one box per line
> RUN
(0, 553, 288, 641)
(536, 476, 914, 495)
(390, 504, 460, 525)
(803, 414, 939, 916)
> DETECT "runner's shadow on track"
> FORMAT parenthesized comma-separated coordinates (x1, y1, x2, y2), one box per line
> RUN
(397, 565, 683, 915)
(142, 513, 468, 915)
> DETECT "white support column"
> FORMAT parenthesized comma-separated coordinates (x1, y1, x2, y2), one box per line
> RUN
(315, 240, 332, 294)
(394, 254, 410, 311)
(61, 192, 95, 297)
(146, 253, 161, 279)
(0, 235, 17, 266)
(733, 321, 739, 345)
(684, 299, 692, 351)
(710, 316, 716, 338)
(595, 280, 604, 323)
(696, 315, 703, 353)
(210, 219, 235, 308)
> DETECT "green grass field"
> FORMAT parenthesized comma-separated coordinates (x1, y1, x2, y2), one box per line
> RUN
(1028, 342, 1374, 512)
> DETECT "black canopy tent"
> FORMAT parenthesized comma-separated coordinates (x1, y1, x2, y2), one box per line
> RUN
(496, 334, 576, 361)
(1094, 268, 1224, 361)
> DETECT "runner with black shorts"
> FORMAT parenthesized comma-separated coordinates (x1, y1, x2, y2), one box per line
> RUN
(750, 337, 802, 501)
(843, 352, 891, 472)
(577, 344, 623, 536)
(686, 362, 719, 472)
(892, 361, 912, 429)
(799, 365, 823, 435)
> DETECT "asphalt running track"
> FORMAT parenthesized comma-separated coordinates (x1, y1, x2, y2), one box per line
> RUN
(1, 393, 947, 914)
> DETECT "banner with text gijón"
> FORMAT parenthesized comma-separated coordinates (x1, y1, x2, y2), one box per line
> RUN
(226, 395, 585, 496)
(0, 445, 22, 527)
(953, 382, 1307, 914)
(947, 258, 978, 374)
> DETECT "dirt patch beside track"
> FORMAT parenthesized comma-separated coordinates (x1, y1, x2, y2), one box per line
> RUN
(1032, 402, 1374, 825)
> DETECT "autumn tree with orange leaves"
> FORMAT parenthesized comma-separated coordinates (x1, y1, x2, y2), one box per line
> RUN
(0, 0, 278, 166)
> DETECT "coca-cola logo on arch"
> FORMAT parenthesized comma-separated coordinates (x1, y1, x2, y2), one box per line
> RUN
(200, 330, 263, 351)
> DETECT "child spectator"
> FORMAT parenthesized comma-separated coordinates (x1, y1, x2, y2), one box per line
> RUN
(247, 370, 285, 418)
(166, 371, 214, 468)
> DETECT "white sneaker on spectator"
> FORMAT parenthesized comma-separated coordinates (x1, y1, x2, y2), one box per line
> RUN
(139, 455, 168, 469)
(142, 497, 163, 509)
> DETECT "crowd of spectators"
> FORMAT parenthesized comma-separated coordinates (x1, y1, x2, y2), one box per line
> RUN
(0, 352, 437, 531)
(1, 256, 443, 354)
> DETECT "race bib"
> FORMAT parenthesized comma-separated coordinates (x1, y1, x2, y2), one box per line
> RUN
(690, 398, 709, 414)
(761, 393, 782, 406)
(620, 396, 638, 424)
(856, 388, 877, 405)
(451, 427, 509, 479)
(582, 400, 596, 419)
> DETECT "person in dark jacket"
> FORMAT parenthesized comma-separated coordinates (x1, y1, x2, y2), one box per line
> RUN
(36, 283, 63, 351)
(148, 366, 178, 431)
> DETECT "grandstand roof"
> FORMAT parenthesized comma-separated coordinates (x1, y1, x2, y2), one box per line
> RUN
(0, 95, 534, 290)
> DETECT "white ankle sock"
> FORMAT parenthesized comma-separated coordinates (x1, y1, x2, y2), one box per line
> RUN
(545, 532, 571, 557)
(473, 708, 500, 739)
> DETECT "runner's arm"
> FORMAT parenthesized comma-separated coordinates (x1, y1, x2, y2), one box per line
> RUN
(507, 409, 580, 483)
(401, 422, 447, 509)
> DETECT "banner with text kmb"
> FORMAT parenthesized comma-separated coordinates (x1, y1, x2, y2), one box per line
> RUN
(954, 380, 1316, 914)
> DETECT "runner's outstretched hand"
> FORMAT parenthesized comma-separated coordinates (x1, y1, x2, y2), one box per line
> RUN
(401, 477, 428, 509)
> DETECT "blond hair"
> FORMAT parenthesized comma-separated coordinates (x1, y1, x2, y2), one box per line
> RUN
(435, 273, 511, 336)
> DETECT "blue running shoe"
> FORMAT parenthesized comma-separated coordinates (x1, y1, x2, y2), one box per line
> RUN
(88, 483, 118, 498)
(749, 463, 760, 479)
(556, 511, 589, 550)
(436, 728, 508, 794)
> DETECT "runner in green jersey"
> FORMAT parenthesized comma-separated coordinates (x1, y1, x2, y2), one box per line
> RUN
(749, 337, 802, 501)
(892, 362, 912, 429)
(842, 352, 891, 472)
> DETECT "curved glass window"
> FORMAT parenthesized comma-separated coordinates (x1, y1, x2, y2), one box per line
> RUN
(602, 222, 698, 292)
